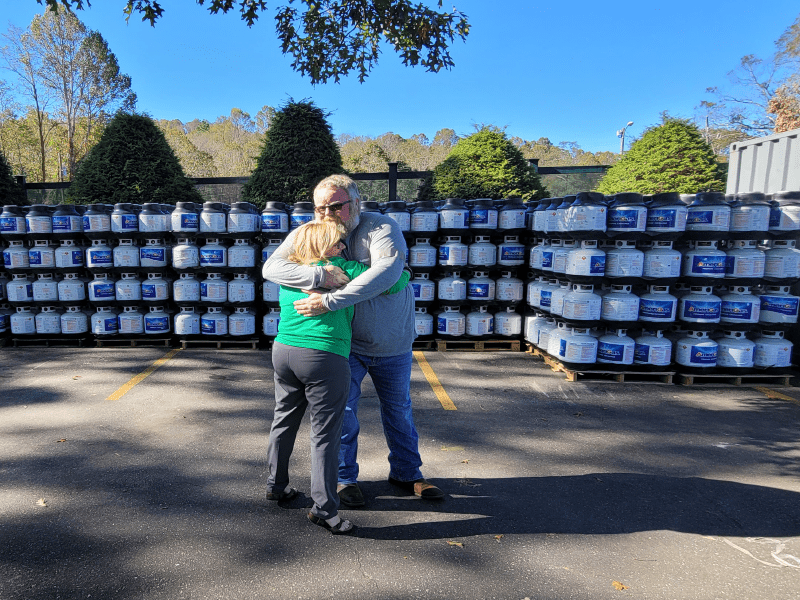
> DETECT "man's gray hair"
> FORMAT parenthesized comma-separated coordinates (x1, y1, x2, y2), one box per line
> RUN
(314, 174, 361, 204)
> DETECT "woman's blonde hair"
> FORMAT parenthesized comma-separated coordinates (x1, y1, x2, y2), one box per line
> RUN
(288, 220, 346, 265)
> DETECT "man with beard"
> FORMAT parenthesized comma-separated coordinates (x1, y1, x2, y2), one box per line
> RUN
(263, 174, 444, 507)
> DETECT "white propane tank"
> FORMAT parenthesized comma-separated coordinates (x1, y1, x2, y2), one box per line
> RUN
(414, 306, 434, 337)
(57, 273, 86, 302)
(496, 271, 524, 303)
(634, 330, 673, 367)
(7, 274, 33, 302)
(118, 306, 144, 335)
(567, 192, 607, 235)
(437, 306, 465, 337)
(201, 273, 227, 303)
(495, 307, 522, 337)
(88, 273, 115, 302)
(438, 236, 468, 267)
(676, 330, 718, 369)
(144, 306, 171, 335)
(140, 238, 168, 268)
(115, 273, 142, 302)
(638, 285, 678, 323)
(409, 238, 437, 268)
(725, 240, 765, 279)
(529, 238, 547, 270)
(113, 239, 140, 268)
(172, 238, 200, 269)
(720, 286, 760, 324)
(85, 239, 112, 269)
(55, 239, 84, 269)
(262, 307, 281, 336)
(173, 272, 200, 302)
(35, 306, 62, 335)
(601, 284, 640, 322)
(438, 271, 467, 302)
(142, 272, 169, 302)
(466, 305, 494, 337)
(561, 284, 602, 321)
(498, 236, 526, 267)
(524, 311, 544, 344)
(549, 280, 571, 317)
(469, 199, 498, 230)
(566, 240, 605, 278)
(645, 192, 688, 235)
(716, 330, 755, 369)
(410, 202, 439, 233)
(262, 278, 281, 303)
(753, 330, 793, 368)
(60, 306, 88, 334)
(32, 273, 58, 302)
(643, 240, 681, 279)
(170, 202, 199, 233)
(91, 306, 119, 336)
(547, 321, 571, 358)
(174, 306, 201, 336)
(551, 239, 574, 275)
(538, 278, 558, 313)
(527, 276, 545, 309)
(262, 239, 282, 263)
(439, 199, 469, 231)
(200, 238, 227, 267)
(536, 317, 557, 350)
(678, 286, 721, 324)
(682, 240, 726, 279)
(542, 238, 560, 272)
(467, 271, 495, 302)
(229, 307, 256, 336)
(764, 239, 800, 279)
(228, 273, 256, 303)
(597, 329, 636, 365)
(4, 240, 29, 269)
(605, 240, 644, 278)
(759, 286, 800, 324)
(468, 236, 497, 267)
(228, 239, 256, 268)
(30, 240, 55, 269)
(686, 192, 730, 232)
(607, 193, 648, 234)
(11, 306, 36, 335)
(201, 306, 228, 335)
(562, 327, 599, 364)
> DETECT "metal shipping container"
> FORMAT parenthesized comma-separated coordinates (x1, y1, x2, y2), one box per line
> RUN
(726, 128, 800, 195)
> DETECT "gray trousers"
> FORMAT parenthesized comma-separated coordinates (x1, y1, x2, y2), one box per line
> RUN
(267, 342, 350, 519)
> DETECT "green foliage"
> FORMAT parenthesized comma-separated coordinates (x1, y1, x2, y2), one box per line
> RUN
(67, 112, 202, 204)
(596, 119, 726, 195)
(423, 127, 548, 202)
(243, 100, 342, 208)
(0, 149, 28, 204)
(38, 0, 470, 84)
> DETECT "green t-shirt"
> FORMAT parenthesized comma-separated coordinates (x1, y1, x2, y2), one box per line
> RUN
(275, 256, 410, 357)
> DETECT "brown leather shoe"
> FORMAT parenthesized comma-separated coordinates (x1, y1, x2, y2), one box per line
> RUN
(388, 477, 444, 499)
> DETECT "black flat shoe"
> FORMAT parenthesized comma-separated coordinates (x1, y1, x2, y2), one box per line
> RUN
(337, 483, 366, 508)
(308, 513, 357, 536)
(388, 477, 444, 499)
(266, 487, 299, 502)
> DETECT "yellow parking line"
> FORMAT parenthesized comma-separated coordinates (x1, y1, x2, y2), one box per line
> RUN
(105, 348, 182, 402)
(413, 351, 457, 411)
(753, 386, 800, 407)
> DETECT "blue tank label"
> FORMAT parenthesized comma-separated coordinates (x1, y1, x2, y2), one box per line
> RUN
(598, 341, 626, 362)
(500, 246, 524, 261)
(0, 314, 9, 329)
(769, 208, 782, 227)
(2, 253, 9, 267)
(721, 301, 754, 320)
(590, 255, 605, 274)
(646, 209, 677, 229)
(1, 217, 24, 232)
(634, 343, 650, 363)
(559, 338, 567, 356)
(201, 319, 217, 334)
(141, 248, 166, 262)
(470, 209, 490, 224)
(689, 255, 726, 275)
(639, 299, 675, 319)
(468, 283, 490, 298)
(146, 317, 169, 331)
(540, 290, 552, 308)
(141, 284, 156, 298)
(103, 317, 118, 332)
(724, 256, 735, 274)
(290, 214, 313, 229)
(688, 210, 714, 225)
(82, 216, 90, 231)
(262, 214, 285, 230)
(52, 216, 79, 231)
(29, 251, 43, 265)
(541, 250, 554, 268)
(682, 300, 721, 320)
(439, 246, 451, 261)
(437, 316, 447, 333)
(71, 250, 84, 264)
(688, 344, 717, 364)
(608, 208, 643, 229)
(200, 249, 224, 264)
(89, 250, 112, 264)
(180, 213, 198, 229)
(93, 284, 115, 298)
(760, 296, 800, 316)
(121, 215, 138, 230)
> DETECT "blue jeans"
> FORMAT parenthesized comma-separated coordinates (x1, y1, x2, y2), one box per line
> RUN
(338, 351, 424, 484)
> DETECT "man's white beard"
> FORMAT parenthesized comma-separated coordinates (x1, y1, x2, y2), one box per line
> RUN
(323, 211, 360, 235)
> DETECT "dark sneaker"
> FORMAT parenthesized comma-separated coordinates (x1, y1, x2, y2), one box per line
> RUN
(388, 477, 445, 499)
(337, 483, 366, 508)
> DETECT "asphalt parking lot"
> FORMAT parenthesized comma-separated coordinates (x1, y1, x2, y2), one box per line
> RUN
(1, 346, 799, 600)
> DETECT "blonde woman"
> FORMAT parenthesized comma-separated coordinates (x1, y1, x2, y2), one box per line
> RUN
(266, 219, 409, 535)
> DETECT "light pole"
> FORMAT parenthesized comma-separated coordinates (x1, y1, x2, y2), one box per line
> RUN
(617, 121, 634, 154)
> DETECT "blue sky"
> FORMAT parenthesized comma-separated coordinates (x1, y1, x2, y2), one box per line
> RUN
(1, 1, 798, 153)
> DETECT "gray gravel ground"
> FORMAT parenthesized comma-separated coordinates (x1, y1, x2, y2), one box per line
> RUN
(1, 346, 799, 600)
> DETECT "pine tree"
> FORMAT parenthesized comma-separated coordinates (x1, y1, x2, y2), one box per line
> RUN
(243, 100, 343, 208)
(0, 149, 27, 205)
(597, 119, 726, 195)
(423, 127, 548, 202)
(68, 113, 202, 205)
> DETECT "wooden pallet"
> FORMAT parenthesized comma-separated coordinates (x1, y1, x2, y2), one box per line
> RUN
(180, 337, 260, 349)
(96, 337, 174, 348)
(527, 346, 675, 384)
(412, 339, 436, 350)
(12, 336, 93, 348)
(436, 338, 521, 352)
(676, 371, 793, 387)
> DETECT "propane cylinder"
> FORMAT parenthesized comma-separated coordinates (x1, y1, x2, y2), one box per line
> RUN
(290, 202, 315, 231)
(262, 307, 281, 336)
(634, 330, 673, 367)
(201, 273, 227, 303)
(720, 286, 760, 324)
(261, 202, 290, 234)
(759, 285, 799, 324)
(679, 286, 721, 323)
(467, 271, 495, 302)
(729, 192, 770, 234)
(536, 317, 557, 350)
(115, 273, 142, 302)
(174, 306, 201, 336)
(643, 241, 681, 279)
(111, 203, 139, 234)
(645, 192, 688, 235)
(469, 199, 498, 230)
(468, 236, 497, 267)
(565, 240, 605, 278)
(262, 278, 281, 303)
(561, 284, 602, 321)
(200, 202, 228, 234)
(768, 191, 800, 234)
(118, 306, 144, 335)
(140, 238, 168, 268)
(552, 239, 575, 274)
(144, 306, 171, 335)
(174, 272, 201, 303)
(438, 236, 468, 267)
(60, 306, 88, 335)
(414, 306, 434, 337)
(498, 198, 527, 231)
(7, 273, 33, 302)
(676, 330, 718, 369)
(753, 330, 793, 368)
(764, 239, 800, 279)
(549, 280, 571, 317)
(35, 306, 62, 335)
(437, 306, 465, 337)
(262, 239, 282, 263)
(606, 193, 647, 234)
(597, 328, 636, 365)
(32, 273, 58, 302)
(91, 306, 119, 336)
(227, 202, 260, 234)
(58, 272, 86, 302)
(438, 271, 467, 302)
(11, 306, 37, 335)
(562, 327, 599, 364)
(138, 203, 168, 234)
(409, 238, 437, 269)
(682, 240, 727, 279)
(605, 240, 644, 278)
(82, 204, 111, 234)
(229, 307, 256, 336)
(25, 205, 52, 235)
(547, 321, 571, 358)
(496, 271, 524, 303)
(638, 285, 678, 323)
(142, 272, 169, 302)
(466, 305, 494, 337)
(601, 284, 640, 322)
(113, 239, 140, 268)
(30, 240, 56, 269)
(228, 238, 257, 268)
(201, 306, 228, 335)
(51, 205, 83, 235)
(228, 273, 256, 303)
(495, 307, 522, 337)
(686, 192, 730, 232)
(172, 238, 200, 269)
(716, 330, 755, 369)
(438, 198, 469, 231)
(567, 192, 607, 235)
(725, 240, 765, 279)
(55, 239, 84, 269)
(200, 238, 227, 267)
(4, 240, 29, 269)
(88, 273, 115, 302)
(410, 201, 439, 233)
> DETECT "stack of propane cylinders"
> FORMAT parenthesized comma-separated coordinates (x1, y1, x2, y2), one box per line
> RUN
(523, 190, 800, 375)
(0, 201, 265, 342)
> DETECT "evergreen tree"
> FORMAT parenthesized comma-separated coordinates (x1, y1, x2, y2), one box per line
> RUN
(0, 149, 27, 205)
(68, 113, 201, 204)
(423, 127, 548, 202)
(597, 119, 726, 195)
(243, 100, 343, 208)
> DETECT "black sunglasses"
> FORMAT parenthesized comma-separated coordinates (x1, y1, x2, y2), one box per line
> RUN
(314, 200, 351, 214)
